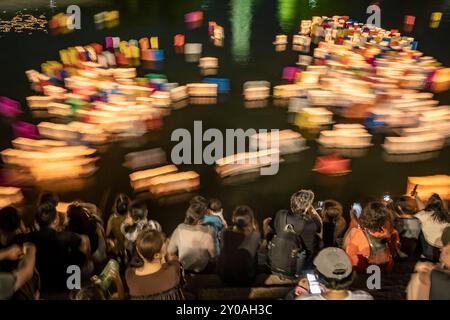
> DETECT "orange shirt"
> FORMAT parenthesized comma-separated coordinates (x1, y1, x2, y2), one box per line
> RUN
(344, 227, 400, 273)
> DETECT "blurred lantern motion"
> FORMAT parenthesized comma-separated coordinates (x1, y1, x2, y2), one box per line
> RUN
(313, 154, 351, 176)
(0, 11, 47, 33)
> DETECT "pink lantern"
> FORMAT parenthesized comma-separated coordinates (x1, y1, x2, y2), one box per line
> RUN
(105, 36, 113, 49)
(12, 121, 39, 139)
(282, 67, 299, 81)
(184, 11, 203, 23)
(0, 97, 22, 118)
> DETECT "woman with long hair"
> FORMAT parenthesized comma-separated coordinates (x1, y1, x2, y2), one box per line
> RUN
(106, 193, 130, 259)
(218, 205, 261, 286)
(415, 193, 450, 261)
(67, 203, 107, 273)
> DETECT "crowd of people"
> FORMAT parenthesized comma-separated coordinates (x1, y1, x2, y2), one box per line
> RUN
(0, 188, 449, 300)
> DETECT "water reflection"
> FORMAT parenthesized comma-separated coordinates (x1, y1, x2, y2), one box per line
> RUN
(309, 0, 318, 9)
(318, 146, 370, 158)
(230, 0, 254, 64)
(382, 151, 440, 163)
(278, 0, 300, 33)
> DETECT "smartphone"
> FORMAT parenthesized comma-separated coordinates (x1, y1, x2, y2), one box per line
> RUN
(352, 202, 362, 218)
(316, 201, 324, 210)
(306, 273, 322, 294)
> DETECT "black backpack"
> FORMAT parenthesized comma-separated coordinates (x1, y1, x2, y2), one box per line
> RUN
(267, 210, 309, 278)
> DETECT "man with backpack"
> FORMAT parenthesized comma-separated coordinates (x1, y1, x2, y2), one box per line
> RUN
(263, 189, 322, 279)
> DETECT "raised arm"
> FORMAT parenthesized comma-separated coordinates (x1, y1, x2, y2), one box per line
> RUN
(13, 243, 36, 291)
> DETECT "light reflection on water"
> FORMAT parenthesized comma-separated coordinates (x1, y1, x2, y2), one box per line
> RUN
(230, 0, 254, 64)
(278, 0, 300, 33)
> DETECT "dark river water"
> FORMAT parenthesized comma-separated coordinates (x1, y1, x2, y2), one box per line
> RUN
(0, 0, 449, 235)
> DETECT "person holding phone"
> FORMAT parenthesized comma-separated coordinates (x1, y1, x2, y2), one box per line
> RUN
(263, 189, 322, 279)
(393, 196, 421, 259)
(343, 202, 400, 273)
(413, 193, 450, 262)
(296, 247, 373, 300)
(347, 201, 363, 232)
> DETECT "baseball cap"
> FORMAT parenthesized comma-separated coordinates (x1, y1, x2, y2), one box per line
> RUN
(313, 247, 353, 280)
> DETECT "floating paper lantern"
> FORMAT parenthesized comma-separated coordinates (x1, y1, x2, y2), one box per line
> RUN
(174, 34, 185, 47)
(148, 171, 200, 196)
(406, 175, 450, 201)
(203, 78, 230, 93)
(250, 130, 308, 155)
(112, 37, 120, 48)
(130, 46, 140, 59)
(273, 34, 288, 45)
(184, 43, 202, 55)
(184, 11, 203, 29)
(186, 83, 218, 97)
(213, 25, 224, 40)
(184, 11, 203, 23)
(141, 49, 164, 61)
(106, 10, 119, 21)
(282, 67, 299, 81)
(294, 107, 333, 128)
(273, 84, 303, 98)
(296, 55, 313, 66)
(199, 57, 218, 69)
(12, 121, 39, 139)
(208, 21, 216, 36)
(430, 12, 442, 22)
(0, 97, 21, 118)
(243, 81, 271, 101)
(430, 12, 442, 28)
(105, 36, 113, 48)
(215, 149, 280, 178)
(313, 154, 351, 176)
(129, 165, 178, 192)
(293, 35, 311, 46)
(170, 86, 189, 102)
(404, 15, 416, 25)
(139, 37, 149, 50)
(150, 37, 159, 49)
(383, 134, 445, 154)
(0, 187, 23, 208)
(317, 124, 372, 149)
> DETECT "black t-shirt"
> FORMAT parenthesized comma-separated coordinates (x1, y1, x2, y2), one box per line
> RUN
(218, 229, 261, 285)
(28, 228, 84, 292)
